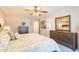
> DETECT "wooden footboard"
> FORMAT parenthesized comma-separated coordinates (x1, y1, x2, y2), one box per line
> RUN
(50, 31, 77, 51)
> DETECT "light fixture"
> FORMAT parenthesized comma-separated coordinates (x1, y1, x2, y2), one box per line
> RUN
(32, 6, 41, 16)
(0, 16, 4, 26)
(25, 6, 48, 16)
(4, 26, 11, 31)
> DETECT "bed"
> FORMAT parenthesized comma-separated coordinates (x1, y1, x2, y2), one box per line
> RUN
(0, 31, 60, 52)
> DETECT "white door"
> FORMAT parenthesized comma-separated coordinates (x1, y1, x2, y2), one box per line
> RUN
(34, 21, 39, 34)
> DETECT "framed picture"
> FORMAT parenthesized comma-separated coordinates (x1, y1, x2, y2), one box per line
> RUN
(55, 15, 71, 32)
(40, 20, 46, 29)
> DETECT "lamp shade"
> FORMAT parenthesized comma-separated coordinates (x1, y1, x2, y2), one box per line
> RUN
(4, 26, 11, 31)
(0, 16, 4, 27)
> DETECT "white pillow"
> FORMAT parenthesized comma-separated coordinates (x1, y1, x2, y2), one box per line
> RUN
(15, 32, 21, 39)
(0, 31, 10, 50)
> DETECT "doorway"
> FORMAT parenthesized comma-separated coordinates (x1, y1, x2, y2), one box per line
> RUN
(33, 21, 40, 34)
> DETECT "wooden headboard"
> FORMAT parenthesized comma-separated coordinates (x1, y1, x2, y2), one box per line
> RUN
(50, 31, 77, 51)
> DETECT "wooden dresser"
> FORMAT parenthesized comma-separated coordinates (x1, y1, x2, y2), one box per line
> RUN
(50, 31, 77, 51)
(18, 26, 29, 34)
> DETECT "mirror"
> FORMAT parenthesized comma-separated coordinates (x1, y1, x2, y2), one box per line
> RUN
(40, 20, 46, 29)
(55, 15, 71, 32)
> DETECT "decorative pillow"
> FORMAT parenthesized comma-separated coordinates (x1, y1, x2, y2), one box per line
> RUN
(0, 31, 11, 50)
(15, 32, 21, 39)
(7, 31, 17, 40)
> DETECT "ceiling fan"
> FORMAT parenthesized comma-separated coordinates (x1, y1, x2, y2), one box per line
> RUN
(25, 6, 48, 16)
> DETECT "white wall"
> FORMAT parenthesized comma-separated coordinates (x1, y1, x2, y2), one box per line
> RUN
(5, 15, 32, 33)
(0, 9, 6, 25)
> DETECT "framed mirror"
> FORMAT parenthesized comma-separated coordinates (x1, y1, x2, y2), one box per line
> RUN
(55, 15, 71, 32)
(40, 20, 46, 29)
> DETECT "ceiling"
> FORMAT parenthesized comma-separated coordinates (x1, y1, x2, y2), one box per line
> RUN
(0, 6, 66, 19)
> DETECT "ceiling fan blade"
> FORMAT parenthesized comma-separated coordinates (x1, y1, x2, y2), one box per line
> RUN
(40, 11, 48, 13)
(25, 9, 32, 11)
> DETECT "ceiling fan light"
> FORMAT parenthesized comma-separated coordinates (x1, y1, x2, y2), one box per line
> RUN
(25, 6, 47, 16)
(32, 11, 40, 16)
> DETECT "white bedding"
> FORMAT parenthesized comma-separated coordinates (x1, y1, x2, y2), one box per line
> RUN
(0, 31, 11, 51)
(6, 33, 60, 52)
